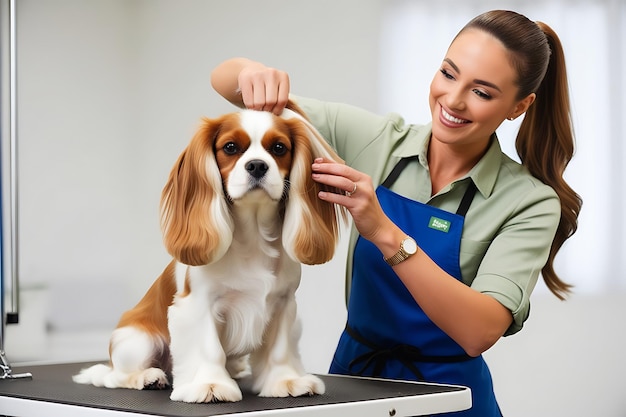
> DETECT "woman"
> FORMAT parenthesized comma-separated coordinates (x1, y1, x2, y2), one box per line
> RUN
(211, 10, 581, 416)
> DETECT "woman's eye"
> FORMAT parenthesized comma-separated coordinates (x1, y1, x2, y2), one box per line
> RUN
(270, 142, 288, 156)
(439, 68, 454, 80)
(223, 142, 239, 155)
(472, 89, 492, 100)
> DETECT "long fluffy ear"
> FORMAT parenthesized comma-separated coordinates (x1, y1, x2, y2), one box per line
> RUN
(280, 108, 347, 265)
(160, 117, 233, 266)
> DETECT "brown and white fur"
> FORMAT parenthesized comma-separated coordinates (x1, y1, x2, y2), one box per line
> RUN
(73, 102, 345, 403)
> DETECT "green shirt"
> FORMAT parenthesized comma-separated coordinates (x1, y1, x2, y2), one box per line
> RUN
(295, 96, 561, 335)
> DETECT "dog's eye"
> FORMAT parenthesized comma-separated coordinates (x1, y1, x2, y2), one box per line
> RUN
(223, 142, 240, 155)
(270, 142, 288, 157)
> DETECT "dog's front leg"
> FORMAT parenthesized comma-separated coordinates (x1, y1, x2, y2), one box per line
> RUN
(167, 292, 242, 403)
(250, 291, 325, 398)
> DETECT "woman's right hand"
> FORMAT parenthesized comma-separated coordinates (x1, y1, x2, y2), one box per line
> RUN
(211, 58, 290, 115)
(238, 61, 290, 115)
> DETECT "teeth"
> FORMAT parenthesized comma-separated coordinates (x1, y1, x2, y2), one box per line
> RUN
(442, 108, 468, 124)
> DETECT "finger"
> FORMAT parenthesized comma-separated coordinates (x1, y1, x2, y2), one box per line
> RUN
(238, 72, 273, 111)
(252, 83, 270, 112)
(345, 181, 358, 197)
(263, 89, 282, 113)
(244, 69, 287, 113)
(261, 73, 289, 115)
(317, 189, 352, 205)
(238, 77, 256, 110)
(312, 159, 355, 180)
(312, 172, 356, 197)
(272, 76, 290, 115)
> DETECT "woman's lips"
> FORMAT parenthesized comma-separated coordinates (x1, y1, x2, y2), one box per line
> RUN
(440, 106, 471, 126)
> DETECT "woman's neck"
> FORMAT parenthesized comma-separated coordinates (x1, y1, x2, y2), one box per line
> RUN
(427, 137, 488, 195)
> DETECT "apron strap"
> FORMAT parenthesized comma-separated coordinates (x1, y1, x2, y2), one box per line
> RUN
(381, 157, 478, 218)
(381, 156, 417, 189)
(345, 324, 473, 381)
(456, 180, 477, 217)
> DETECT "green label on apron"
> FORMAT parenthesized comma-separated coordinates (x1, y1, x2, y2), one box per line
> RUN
(428, 216, 451, 233)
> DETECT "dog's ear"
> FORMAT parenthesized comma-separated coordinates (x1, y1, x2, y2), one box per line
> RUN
(160, 117, 233, 266)
(280, 109, 347, 265)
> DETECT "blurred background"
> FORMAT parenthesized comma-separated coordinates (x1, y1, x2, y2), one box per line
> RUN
(1, 1, 624, 416)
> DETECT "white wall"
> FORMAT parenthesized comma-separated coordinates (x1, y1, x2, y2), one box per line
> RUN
(484, 293, 626, 417)
(3, 1, 625, 417)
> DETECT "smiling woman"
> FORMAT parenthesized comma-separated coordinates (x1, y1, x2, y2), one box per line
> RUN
(380, 0, 626, 294)
(427, 29, 537, 194)
(374, 4, 626, 416)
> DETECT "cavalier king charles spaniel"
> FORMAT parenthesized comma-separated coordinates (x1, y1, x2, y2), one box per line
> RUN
(73, 102, 345, 403)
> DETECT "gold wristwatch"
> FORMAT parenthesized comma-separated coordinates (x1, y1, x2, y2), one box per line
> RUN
(384, 236, 418, 266)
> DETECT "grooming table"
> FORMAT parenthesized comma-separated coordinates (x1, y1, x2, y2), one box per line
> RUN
(0, 362, 471, 416)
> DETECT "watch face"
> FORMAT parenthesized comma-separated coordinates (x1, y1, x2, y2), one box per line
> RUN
(403, 237, 418, 255)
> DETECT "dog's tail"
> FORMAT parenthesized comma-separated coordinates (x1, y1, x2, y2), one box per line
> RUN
(72, 363, 113, 386)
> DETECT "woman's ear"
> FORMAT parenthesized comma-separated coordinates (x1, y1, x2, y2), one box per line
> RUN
(510, 92, 536, 120)
(160, 117, 233, 266)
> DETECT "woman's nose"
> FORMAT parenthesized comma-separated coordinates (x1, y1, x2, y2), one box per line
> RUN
(445, 86, 467, 111)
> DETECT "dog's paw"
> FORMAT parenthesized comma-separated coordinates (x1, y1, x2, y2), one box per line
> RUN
(170, 379, 243, 403)
(72, 365, 169, 390)
(103, 367, 169, 390)
(259, 373, 325, 398)
(137, 368, 170, 390)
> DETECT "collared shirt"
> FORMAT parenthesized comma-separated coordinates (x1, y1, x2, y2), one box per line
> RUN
(295, 96, 560, 335)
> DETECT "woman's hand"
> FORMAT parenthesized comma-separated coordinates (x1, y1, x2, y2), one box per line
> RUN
(312, 158, 403, 255)
(238, 63, 290, 115)
(211, 58, 290, 115)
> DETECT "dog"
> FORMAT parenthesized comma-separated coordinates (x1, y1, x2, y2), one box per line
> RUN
(73, 102, 346, 403)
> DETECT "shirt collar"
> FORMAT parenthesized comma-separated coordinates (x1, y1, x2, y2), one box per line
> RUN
(392, 123, 502, 198)
(466, 134, 501, 198)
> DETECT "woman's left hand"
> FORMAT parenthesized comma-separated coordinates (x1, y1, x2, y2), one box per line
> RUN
(312, 158, 395, 243)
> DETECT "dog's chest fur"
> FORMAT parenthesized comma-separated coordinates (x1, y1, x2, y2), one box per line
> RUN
(177, 198, 298, 357)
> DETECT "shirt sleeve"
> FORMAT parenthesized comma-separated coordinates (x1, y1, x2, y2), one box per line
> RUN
(292, 95, 407, 168)
(470, 183, 561, 336)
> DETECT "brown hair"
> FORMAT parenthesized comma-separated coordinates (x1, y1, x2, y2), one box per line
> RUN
(461, 10, 582, 300)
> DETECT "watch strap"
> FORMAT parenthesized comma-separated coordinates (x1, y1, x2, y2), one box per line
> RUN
(384, 236, 417, 266)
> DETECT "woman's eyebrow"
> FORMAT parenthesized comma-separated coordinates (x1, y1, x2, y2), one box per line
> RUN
(443, 58, 502, 93)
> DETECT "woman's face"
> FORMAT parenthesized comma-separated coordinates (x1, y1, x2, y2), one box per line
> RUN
(429, 29, 532, 152)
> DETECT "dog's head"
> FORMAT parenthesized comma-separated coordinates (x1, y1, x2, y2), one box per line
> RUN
(160, 103, 345, 266)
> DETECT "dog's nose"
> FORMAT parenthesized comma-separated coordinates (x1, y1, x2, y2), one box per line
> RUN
(246, 160, 269, 179)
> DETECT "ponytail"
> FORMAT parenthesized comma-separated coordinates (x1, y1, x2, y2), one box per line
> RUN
(462, 11, 582, 300)
(516, 22, 582, 300)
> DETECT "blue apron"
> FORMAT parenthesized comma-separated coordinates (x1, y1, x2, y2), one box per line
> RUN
(329, 157, 502, 416)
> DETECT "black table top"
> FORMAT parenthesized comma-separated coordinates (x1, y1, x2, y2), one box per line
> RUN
(0, 362, 468, 416)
